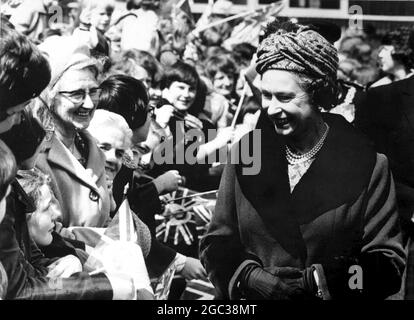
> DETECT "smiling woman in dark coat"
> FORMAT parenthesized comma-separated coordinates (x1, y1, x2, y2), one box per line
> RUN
(200, 20, 406, 300)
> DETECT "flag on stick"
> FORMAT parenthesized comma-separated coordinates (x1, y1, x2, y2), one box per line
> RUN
(222, 0, 285, 49)
(84, 185, 154, 300)
(175, 0, 195, 27)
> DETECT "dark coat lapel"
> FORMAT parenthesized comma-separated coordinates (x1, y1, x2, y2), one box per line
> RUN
(236, 112, 303, 259)
(236, 112, 376, 261)
(291, 114, 376, 224)
(399, 76, 414, 130)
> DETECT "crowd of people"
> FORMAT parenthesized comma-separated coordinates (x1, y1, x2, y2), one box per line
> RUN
(0, 0, 414, 300)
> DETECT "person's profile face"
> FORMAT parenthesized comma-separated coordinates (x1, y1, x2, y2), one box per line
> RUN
(134, 117, 166, 169)
(378, 45, 396, 73)
(27, 184, 59, 247)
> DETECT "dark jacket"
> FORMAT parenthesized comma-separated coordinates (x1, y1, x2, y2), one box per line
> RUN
(355, 76, 414, 225)
(113, 166, 177, 278)
(39, 232, 87, 265)
(149, 98, 219, 192)
(0, 180, 113, 300)
(200, 113, 406, 300)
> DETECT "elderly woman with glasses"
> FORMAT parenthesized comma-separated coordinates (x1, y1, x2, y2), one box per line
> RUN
(34, 36, 111, 231)
(200, 20, 406, 300)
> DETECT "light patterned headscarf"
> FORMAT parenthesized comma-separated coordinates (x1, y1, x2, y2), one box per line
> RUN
(256, 24, 338, 84)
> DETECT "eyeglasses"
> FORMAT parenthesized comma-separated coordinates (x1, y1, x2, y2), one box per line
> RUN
(58, 88, 101, 105)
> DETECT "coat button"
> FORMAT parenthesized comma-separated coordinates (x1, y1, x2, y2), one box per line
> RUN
(89, 190, 99, 202)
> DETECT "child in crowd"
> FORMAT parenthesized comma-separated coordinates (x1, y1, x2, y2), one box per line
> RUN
(152, 61, 233, 191)
(96, 78, 208, 282)
(17, 169, 90, 262)
(202, 55, 239, 128)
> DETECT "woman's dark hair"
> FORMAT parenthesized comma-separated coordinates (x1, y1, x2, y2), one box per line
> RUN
(382, 26, 414, 71)
(127, 0, 159, 10)
(236, 97, 261, 125)
(159, 60, 200, 91)
(0, 139, 17, 202)
(98, 74, 149, 130)
(0, 110, 46, 164)
(205, 55, 238, 81)
(160, 61, 204, 115)
(190, 79, 207, 117)
(232, 42, 257, 67)
(0, 19, 51, 115)
(126, 0, 140, 10)
(110, 49, 162, 82)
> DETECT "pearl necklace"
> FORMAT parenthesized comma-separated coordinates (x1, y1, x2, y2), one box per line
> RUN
(286, 123, 330, 164)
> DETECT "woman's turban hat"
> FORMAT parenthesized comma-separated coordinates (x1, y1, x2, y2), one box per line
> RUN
(256, 24, 338, 84)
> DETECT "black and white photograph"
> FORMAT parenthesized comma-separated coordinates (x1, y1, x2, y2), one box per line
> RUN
(1, 0, 414, 310)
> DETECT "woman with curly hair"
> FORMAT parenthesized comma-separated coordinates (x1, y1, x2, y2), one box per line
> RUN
(371, 27, 414, 88)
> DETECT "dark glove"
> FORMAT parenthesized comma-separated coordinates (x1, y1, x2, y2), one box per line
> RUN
(281, 267, 319, 300)
(239, 263, 304, 300)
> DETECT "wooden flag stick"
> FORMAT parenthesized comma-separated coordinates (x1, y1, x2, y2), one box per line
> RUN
(176, 0, 186, 8)
(193, 10, 257, 35)
(119, 183, 130, 242)
(192, 1, 284, 35)
(231, 82, 249, 129)
(89, 268, 105, 276)
(165, 190, 218, 203)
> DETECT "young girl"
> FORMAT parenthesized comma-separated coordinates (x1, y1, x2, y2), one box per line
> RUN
(17, 169, 89, 269)
(152, 61, 233, 191)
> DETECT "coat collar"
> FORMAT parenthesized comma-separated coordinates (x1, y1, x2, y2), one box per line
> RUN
(400, 74, 414, 95)
(235, 112, 376, 261)
(44, 131, 104, 193)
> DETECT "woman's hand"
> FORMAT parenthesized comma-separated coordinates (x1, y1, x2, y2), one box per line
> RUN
(196, 127, 234, 161)
(239, 263, 307, 300)
(55, 222, 76, 240)
(154, 105, 175, 128)
(106, 273, 136, 300)
(183, 113, 203, 130)
(180, 257, 208, 281)
(47, 255, 83, 279)
(153, 170, 183, 195)
(215, 127, 235, 147)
